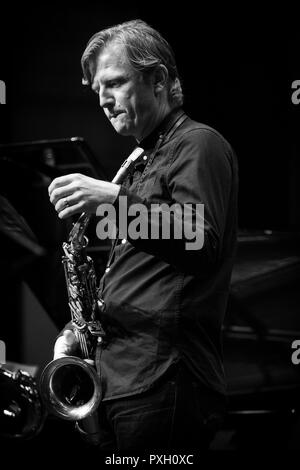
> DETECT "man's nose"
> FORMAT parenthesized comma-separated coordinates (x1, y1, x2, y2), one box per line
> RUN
(99, 87, 114, 109)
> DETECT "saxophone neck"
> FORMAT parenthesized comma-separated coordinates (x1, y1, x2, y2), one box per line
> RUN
(68, 212, 91, 251)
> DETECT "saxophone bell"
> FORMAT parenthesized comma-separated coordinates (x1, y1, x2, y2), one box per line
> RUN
(39, 356, 102, 421)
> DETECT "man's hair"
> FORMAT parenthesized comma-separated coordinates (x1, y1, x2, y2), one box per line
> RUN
(81, 19, 184, 108)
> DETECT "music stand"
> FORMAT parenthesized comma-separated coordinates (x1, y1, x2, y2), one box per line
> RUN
(0, 136, 108, 181)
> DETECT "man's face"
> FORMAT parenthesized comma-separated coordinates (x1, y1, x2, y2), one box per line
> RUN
(91, 42, 158, 140)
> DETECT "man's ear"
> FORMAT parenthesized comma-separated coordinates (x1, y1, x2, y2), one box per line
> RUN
(153, 64, 168, 94)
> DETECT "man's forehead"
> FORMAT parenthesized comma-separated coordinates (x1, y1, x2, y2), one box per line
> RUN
(94, 42, 128, 73)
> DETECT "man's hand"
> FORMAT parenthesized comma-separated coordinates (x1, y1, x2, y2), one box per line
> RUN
(53, 330, 79, 359)
(53, 329, 95, 366)
(48, 173, 120, 219)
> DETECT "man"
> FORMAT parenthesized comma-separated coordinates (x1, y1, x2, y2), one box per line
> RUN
(48, 19, 238, 452)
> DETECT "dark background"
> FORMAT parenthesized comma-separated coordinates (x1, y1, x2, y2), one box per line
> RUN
(0, 3, 300, 452)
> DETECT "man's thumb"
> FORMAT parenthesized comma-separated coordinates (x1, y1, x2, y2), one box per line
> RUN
(63, 329, 77, 345)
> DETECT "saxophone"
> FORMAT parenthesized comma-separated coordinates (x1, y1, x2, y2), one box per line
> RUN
(40, 147, 144, 444)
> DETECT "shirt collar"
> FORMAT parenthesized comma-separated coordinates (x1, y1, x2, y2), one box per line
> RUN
(138, 107, 185, 151)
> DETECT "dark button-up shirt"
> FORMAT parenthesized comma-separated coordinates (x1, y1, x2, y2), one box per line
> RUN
(96, 108, 238, 400)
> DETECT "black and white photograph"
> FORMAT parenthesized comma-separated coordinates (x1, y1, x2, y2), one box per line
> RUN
(0, 4, 299, 463)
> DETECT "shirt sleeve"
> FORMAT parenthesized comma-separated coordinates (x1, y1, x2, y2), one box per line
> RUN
(114, 128, 234, 275)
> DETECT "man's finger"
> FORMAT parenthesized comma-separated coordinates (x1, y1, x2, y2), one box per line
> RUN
(54, 191, 81, 213)
(50, 183, 75, 205)
(63, 329, 77, 344)
(48, 174, 79, 196)
(53, 330, 78, 360)
(58, 201, 84, 219)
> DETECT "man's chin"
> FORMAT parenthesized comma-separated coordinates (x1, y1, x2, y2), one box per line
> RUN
(112, 123, 133, 137)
